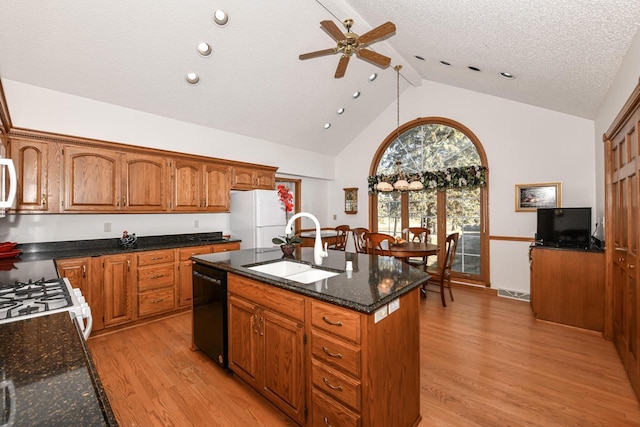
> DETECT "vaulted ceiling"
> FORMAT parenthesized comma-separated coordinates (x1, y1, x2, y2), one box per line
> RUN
(1, 1, 639, 156)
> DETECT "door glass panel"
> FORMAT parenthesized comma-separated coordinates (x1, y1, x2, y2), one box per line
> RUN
(377, 192, 401, 237)
(446, 188, 481, 275)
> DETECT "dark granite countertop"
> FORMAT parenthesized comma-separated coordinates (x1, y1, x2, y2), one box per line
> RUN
(0, 232, 240, 285)
(0, 312, 117, 426)
(191, 247, 430, 314)
(13, 232, 240, 262)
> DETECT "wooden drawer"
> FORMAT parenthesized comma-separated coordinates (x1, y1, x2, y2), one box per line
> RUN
(311, 330, 361, 377)
(312, 359, 361, 411)
(311, 388, 360, 427)
(137, 249, 175, 266)
(138, 264, 175, 291)
(228, 273, 304, 322)
(178, 245, 211, 261)
(212, 242, 240, 252)
(311, 300, 361, 344)
(138, 288, 175, 317)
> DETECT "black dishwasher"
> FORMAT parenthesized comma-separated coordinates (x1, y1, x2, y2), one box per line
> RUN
(192, 262, 228, 369)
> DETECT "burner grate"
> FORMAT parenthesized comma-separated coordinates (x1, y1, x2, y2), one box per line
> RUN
(0, 277, 74, 321)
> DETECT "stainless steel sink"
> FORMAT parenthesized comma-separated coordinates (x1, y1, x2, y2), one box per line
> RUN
(246, 260, 339, 284)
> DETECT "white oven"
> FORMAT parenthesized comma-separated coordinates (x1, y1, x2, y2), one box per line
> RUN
(0, 277, 93, 339)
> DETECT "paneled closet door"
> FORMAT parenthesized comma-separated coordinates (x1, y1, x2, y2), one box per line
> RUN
(610, 115, 639, 397)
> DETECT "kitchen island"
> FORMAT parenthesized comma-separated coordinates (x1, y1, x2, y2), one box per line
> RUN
(192, 247, 428, 427)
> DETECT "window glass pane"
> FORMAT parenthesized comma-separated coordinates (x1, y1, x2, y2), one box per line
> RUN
(377, 192, 401, 237)
(408, 189, 436, 235)
(446, 188, 481, 275)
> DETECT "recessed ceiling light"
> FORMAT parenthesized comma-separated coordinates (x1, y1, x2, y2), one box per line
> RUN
(324, 123, 331, 129)
(337, 108, 345, 114)
(369, 73, 377, 81)
(440, 60, 451, 66)
(185, 73, 200, 85)
(468, 66, 481, 72)
(352, 91, 361, 99)
(213, 9, 229, 26)
(197, 42, 212, 57)
(414, 55, 425, 61)
(500, 72, 515, 79)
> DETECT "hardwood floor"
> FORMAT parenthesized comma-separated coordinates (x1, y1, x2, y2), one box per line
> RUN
(88, 288, 640, 426)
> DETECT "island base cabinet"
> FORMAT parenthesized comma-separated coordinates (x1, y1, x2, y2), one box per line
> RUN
(228, 274, 305, 425)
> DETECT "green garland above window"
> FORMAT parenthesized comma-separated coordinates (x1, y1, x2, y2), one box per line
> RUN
(368, 165, 488, 194)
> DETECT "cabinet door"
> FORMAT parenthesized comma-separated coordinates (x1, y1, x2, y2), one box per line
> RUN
(228, 295, 260, 388)
(176, 246, 211, 307)
(203, 163, 230, 211)
(261, 308, 305, 424)
(254, 169, 275, 190)
(56, 257, 90, 298)
(103, 254, 134, 327)
(124, 153, 170, 211)
(10, 139, 49, 211)
(63, 145, 121, 211)
(231, 166, 255, 190)
(172, 159, 202, 211)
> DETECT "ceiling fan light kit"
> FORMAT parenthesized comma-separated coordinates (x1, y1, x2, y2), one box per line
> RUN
(299, 18, 396, 78)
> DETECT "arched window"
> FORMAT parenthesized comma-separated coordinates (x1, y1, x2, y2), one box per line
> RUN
(368, 117, 490, 286)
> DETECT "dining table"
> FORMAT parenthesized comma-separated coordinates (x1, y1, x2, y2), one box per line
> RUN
(387, 241, 439, 261)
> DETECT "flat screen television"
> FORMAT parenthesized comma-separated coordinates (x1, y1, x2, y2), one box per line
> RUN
(536, 207, 592, 248)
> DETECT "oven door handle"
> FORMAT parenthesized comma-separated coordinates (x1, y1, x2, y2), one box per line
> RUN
(0, 378, 16, 427)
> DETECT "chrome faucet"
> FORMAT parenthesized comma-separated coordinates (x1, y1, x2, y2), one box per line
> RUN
(285, 212, 328, 265)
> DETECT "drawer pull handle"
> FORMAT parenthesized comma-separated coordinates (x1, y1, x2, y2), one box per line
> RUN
(150, 274, 165, 279)
(323, 417, 334, 426)
(150, 257, 164, 260)
(322, 377, 343, 391)
(322, 346, 343, 359)
(151, 298, 164, 304)
(322, 316, 342, 327)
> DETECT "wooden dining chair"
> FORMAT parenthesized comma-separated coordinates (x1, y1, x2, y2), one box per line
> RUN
(423, 232, 459, 307)
(352, 227, 369, 253)
(331, 225, 350, 251)
(401, 227, 431, 269)
(366, 232, 395, 256)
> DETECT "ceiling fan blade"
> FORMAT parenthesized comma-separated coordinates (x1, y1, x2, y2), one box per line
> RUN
(335, 55, 350, 78)
(357, 21, 396, 46)
(356, 49, 392, 68)
(321, 20, 346, 42)
(299, 48, 337, 60)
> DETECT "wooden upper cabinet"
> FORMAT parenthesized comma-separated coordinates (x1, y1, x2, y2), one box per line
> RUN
(203, 162, 230, 211)
(10, 139, 49, 212)
(173, 159, 202, 211)
(173, 160, 230, 212)
(231, 165, 275, 190)
(64, 146, 170, 212)
(123, 153, 170, 212)
(63, 145, 121, 211)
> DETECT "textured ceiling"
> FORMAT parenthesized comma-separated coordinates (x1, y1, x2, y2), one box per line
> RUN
(0, 0, 639, 156)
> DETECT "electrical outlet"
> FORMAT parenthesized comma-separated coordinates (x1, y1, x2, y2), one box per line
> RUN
(374, 306, 388, 323)
(104, 223, 111, 232)
(333, 214, 337, 220)
(388, 298, 400, 314)
(194, 220, 200, 228)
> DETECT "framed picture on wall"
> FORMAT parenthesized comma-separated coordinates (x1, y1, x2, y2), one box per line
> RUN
(515, 182, 562, 212)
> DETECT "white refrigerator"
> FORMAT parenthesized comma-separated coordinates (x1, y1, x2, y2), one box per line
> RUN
(230, 190, 288, 249)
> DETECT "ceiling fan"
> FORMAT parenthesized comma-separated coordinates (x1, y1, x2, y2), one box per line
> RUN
(299, 19, 396, 78)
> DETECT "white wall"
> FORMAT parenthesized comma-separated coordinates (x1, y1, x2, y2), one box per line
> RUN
(331, 80, 595, 293)
(594, 28, 640, 218)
